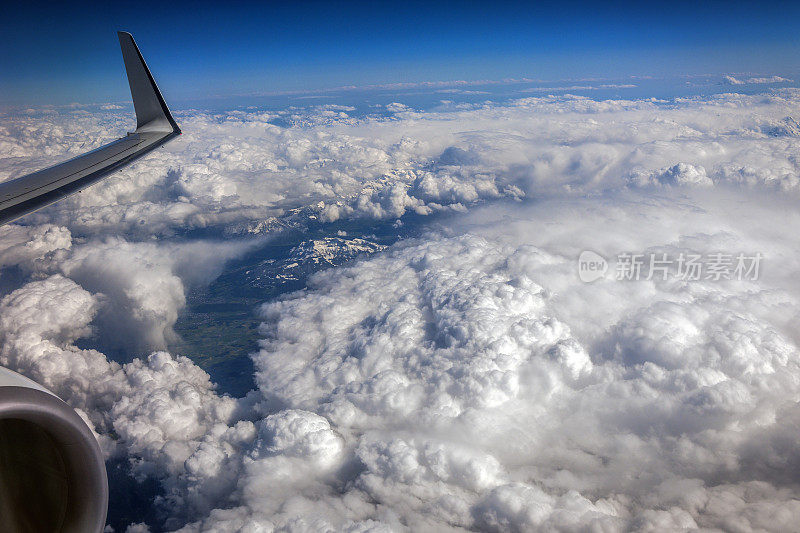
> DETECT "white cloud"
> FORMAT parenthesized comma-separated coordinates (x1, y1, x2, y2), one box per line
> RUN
(2, 90, 800, 530)
(57, 237, 256, 352)
(0, 223, 71, 271)
(238, 187, 800, 531)
(724, 75, 746, 85)
(747, 76, 793, 84)
(724, 75, 793, 86)
(628, 162, 713, 187)
(4, 90, 800, 236)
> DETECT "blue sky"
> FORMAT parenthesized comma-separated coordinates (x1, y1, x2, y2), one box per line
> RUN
(1, 1, 799, 106)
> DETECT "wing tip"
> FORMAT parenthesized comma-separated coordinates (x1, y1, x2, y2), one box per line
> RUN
(117, 31, 180, 135)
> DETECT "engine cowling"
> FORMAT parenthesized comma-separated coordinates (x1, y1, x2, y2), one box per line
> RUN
(0, 367, 107, 533)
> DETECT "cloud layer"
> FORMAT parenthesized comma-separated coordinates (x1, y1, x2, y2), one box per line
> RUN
(1, 90, 800, 531)
(4, 90, 800, 237)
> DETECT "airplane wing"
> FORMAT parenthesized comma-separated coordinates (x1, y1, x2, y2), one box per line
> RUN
(0, 31, 181, 226)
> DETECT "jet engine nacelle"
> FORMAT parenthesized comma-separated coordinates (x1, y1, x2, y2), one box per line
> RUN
(0, 367, 107, 532)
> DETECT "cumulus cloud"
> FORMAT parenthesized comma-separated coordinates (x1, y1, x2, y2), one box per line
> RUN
(628, 162, 713, 188)
(2, 89, 800, 531)
(114, 188, 800, 531)
(724, 75, 746, 85)
(0, 223, 71, 271)
(0, 273, 246, 526)
(240, 189, 800, 531)
(57, 237, 256, 353)
(5, 90, 800, 237)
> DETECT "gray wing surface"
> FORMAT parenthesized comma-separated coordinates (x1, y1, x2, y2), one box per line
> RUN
(0, 32, 180, 226)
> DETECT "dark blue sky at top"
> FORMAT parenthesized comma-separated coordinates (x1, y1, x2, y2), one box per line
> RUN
(1, 1, 799, 106)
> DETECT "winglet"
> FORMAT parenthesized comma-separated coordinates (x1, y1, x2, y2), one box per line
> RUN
(117, 31, 180, 135)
